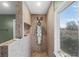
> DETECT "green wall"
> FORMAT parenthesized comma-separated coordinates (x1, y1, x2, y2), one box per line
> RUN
(0, 15, 15, 43)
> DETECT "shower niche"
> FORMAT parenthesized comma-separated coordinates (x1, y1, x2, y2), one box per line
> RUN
(24, 23, 31, 36)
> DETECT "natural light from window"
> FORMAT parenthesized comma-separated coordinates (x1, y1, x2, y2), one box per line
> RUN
(59, 2, 78, 56)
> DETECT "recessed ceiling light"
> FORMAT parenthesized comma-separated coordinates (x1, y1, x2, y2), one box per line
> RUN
(2, 2, 9, 7)
(37, 2, 41, 6)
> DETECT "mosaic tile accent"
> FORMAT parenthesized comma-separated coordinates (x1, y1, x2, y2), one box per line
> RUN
(31, 14, 48, 51)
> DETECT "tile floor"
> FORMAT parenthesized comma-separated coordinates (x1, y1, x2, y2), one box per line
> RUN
(32, 51, 48, 57)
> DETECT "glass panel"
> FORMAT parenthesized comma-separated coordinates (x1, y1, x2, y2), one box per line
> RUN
(59, 2, 78, 56)
(0, 1, 16, 43)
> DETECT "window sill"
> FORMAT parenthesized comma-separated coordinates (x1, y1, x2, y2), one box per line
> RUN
(54, 50, 71, 57)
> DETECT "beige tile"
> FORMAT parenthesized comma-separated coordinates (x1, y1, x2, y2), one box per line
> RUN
(32, 51, 48, 57)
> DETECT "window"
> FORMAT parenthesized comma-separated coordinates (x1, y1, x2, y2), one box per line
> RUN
(59, 2, 78, 56)
(54, 2, 79, 57)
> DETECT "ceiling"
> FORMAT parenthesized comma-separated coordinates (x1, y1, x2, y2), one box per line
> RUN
(26, 1, 51, 14)
(0, 1, 16, 14)
(0, 1, 62, 14)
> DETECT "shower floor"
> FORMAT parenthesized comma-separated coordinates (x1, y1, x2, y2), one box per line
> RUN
(32, 51, 48, 57)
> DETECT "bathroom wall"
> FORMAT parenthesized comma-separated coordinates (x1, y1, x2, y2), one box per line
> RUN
(22, 2, 31, 25)
(47, 2, 54, 56)
(31, 14, 47, 52)
(16, 1, 23, 38)
(22, 2, 31, 56)
(47, 1, 64, 57)
(22, 2, 31, 36)
(0, 15, 15, 43)
(16, 1, 31, 38)
(8, 1, 31, 57)
(8, 36, 31, 57)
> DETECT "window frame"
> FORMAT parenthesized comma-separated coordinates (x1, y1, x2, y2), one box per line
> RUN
(54, 1, 75, 57)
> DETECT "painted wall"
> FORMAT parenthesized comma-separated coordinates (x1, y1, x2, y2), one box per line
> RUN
(47, 2, 54, 56)
(0, 15, 15, 43)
